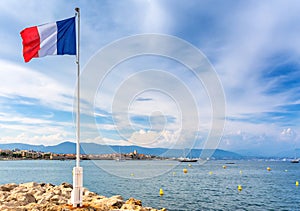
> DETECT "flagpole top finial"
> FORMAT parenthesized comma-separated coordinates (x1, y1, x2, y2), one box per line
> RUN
(75, 8, 80, 12)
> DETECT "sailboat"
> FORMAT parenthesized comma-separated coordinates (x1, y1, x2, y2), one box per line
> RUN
(115, 146, 125, 162)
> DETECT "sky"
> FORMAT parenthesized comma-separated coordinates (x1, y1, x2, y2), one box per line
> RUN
(0, 0, 300, 156)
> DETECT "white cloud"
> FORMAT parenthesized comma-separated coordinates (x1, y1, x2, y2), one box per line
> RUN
(0, 60, 73, 111)
(0, 133, 69, 146)
(128, 129, 183, 148)
(280, 128, 296, 142)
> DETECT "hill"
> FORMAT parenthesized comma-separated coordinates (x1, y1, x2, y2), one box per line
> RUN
(0, 142, 243, 160)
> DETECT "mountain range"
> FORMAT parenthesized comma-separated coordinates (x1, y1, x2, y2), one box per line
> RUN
(0, 141, 299, 159)
(0, 142, 243, 160)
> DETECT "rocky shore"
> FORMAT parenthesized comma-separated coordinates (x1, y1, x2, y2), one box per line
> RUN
(0, 182, 166, 211)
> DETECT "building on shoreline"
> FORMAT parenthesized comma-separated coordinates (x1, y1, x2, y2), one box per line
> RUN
(0, 149, 161, 160)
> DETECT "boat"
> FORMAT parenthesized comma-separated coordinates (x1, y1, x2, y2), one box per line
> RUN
(178, 158, 198, 162)
(291, 159, 299, 163)
(178, 149, 198, 162)
(115, 147, 125, 162)
(291, 149, 299, 163)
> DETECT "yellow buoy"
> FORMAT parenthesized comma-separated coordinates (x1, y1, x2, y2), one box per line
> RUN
(173, 172, 176, 176)
(183, 168, 188, 174)
(223, 165, 227, 169)
(130, 173, 134, 177)
(209, 171, 213, 175)
(296, 181, 299, 186)
(239, 170, 243, 174)
(238, 185, 242, 191)
(159, 188, 164, 196)
(267, 167, 271, 171)
(188, 164, 192, 167)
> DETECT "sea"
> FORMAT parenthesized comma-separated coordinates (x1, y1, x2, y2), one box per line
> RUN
(0, 159, 299, 211)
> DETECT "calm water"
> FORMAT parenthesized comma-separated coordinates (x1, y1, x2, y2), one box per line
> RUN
(0, 160, 299, 210)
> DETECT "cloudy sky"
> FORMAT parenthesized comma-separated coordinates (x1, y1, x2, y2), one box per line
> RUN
(0, 0, 300, 156)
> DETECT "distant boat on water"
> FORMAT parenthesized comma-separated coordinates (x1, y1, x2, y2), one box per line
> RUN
(115, 157, 126, 162)
(291, 159, 299, 163)
(178, 149, 198, 162)
(178, 157, 198, 162)
(291, 148, 299, 163)
(115, 147, 125, 162)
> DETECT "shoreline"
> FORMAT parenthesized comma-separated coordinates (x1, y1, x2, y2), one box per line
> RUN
(0, 158, 175, 161)
(0, 182, 166, 211)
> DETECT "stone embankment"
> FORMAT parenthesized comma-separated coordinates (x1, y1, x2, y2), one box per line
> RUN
(0, 182, 166, 211)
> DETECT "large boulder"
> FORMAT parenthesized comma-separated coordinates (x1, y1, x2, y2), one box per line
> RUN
(92, 195, 124, 209)
(20, 182, 39, 188)
(0, 183, 17, 192)
(126, 197, 142, 206)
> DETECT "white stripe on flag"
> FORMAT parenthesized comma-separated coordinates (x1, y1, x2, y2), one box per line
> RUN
(38, 22, 57, 57)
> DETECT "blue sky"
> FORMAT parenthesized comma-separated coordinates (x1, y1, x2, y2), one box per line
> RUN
(0, 0, 300, 155)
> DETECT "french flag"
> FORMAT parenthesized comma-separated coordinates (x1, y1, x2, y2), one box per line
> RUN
(20, 17, 76, 63)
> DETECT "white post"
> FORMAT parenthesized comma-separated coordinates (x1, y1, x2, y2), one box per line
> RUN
(71, 7, 83, 207)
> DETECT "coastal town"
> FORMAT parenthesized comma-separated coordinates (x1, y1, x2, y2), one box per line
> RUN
(0, 148, 159, 161)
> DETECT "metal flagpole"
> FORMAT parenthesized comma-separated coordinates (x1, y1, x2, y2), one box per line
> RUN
(75, 8, 81, 170)
(71, 7, 83, 207)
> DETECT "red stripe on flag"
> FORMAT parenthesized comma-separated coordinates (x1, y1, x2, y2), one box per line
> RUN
(20, 26, 40, 62)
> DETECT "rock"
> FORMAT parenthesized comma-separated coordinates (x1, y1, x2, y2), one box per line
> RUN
(93, 196, 124, 209)
(33, 190, 45, 199)
(120, 203, 153, 211)
(50, 194, 60, 202)
(37, 197, 48, 205)
(53, 188, 61, 195)
(44, 183, 55, 190)
(20, 182, 38, 188)
(43, 192, 55, 201)
(0, 191, 9, 201)
(11, 186, 27, 194)
(11, 193, 36, 206)
(84, 190, 97, 197)
(0, 204, 10, 211)
(126, 197, 142, 206)
(121, 203, 138, 210)
(61, 182, 73, 189)
(6, 193, 17, 202)
(111, 195, 123, 201)
(0, 182, 163, 211)
(0, 183, 17, 192)
(61, 187, 72, 198)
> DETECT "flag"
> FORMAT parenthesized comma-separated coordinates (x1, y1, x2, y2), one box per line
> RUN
(20, 17, 76, 62)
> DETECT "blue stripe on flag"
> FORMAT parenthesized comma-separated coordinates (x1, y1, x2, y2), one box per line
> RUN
(56, 17, 76, 55)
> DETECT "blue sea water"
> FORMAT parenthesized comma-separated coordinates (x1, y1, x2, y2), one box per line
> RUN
(0, 160, 299, 210)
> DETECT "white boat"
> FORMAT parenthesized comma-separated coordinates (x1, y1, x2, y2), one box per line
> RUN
(291, 159, 299, 163)
(291, 149, 299, 163)
(178, 149, 197, 162)
(178, 157, 198, 162)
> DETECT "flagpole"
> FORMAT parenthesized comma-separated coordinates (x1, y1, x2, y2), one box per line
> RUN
(75, 7, 80, 169)
(71, 7, 83, 208)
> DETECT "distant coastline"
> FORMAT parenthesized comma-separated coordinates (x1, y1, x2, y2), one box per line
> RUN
(0, 141, 299, 160)
(0, 141, 244, 160)
(0, 148, 166, 161)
